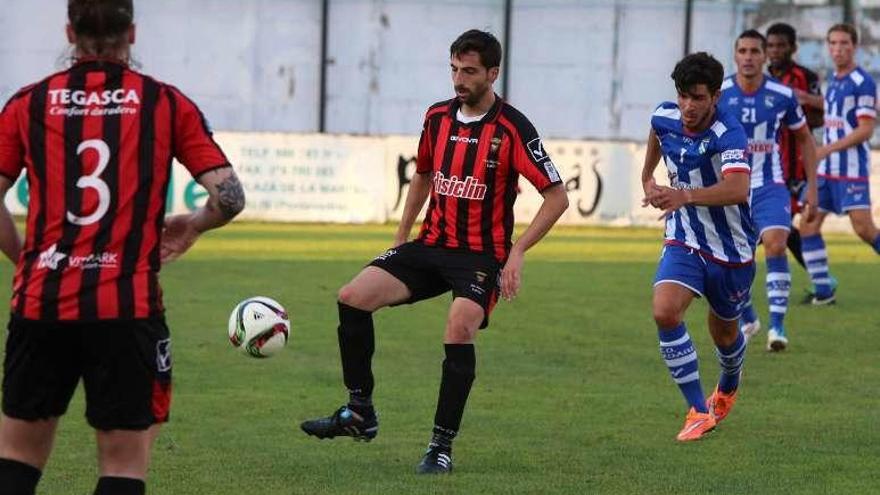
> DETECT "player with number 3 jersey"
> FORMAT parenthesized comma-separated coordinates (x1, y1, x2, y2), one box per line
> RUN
(0, 2, 245, 494)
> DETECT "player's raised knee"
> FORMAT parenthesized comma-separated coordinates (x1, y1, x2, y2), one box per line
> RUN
(653, 307, 682, 330)
(337, 284, 372, 311)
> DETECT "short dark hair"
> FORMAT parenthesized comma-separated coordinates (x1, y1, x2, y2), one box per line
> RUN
(450, 30, 502, 69)
(767, 22, 797, 46)
(671, 52, 724, 96)
(828, 23, 858, 45)
(736, 29, 767, 50)
(68, 0, 133, 38)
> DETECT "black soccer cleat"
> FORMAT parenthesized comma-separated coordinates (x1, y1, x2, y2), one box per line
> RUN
(300, 405, 378, 442)
(416, 444, 453, 475)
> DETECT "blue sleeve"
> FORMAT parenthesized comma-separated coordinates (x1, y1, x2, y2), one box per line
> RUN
(717, 123, 749, 175)
(855, 75, 877, 119)
(784, 94, 807, 129)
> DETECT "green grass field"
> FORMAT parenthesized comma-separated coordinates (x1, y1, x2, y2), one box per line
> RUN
(2, 223, 878, 494)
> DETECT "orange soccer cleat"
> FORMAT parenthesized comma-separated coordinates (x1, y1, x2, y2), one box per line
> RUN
(706, 386, 738, 423)
(676, 407, 717, 442)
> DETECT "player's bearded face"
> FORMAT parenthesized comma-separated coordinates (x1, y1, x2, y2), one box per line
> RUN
(451, 53, 496, 107)
(677, 85, 719, 132)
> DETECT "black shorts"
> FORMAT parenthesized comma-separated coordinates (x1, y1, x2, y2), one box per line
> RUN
(2, 314, 172, 431)
(368, 242, 502, 329)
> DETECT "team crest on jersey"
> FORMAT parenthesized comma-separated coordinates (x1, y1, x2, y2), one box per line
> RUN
(490, 137, 501, 153)
(763, 95, 776, 108)
(698, 137, 710, 155)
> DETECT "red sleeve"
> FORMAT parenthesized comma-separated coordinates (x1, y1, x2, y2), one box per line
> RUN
(415, 112, 434, 174)
(169, 87, 230, 178)
(509, 120, 562, 192)
(0, 96, 25, 181)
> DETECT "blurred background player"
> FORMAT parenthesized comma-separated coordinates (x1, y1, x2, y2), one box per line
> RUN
(719, 30, 818, 351)
(800, 23, 880, 305)
(642, 52, 755, 441)
(0, 1, 244, 494)
(766, 22, 831, 297)
(299, 30, 568, 474)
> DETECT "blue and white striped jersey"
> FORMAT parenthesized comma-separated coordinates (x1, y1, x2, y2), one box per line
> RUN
(719, 75, 806, 189)
(822, 66, 877, 180)
(651, 102, 757, 265)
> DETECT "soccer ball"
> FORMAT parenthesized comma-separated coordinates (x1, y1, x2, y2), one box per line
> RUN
(228, 296, 290, 358)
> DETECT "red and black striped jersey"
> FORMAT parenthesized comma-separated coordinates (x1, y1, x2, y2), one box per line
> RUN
(773, 62, 822, 182)
(0, 59, 229, 321)
(415, 96, 562, 261)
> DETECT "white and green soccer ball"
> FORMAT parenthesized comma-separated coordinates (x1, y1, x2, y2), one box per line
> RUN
(227, 296, 290, 358)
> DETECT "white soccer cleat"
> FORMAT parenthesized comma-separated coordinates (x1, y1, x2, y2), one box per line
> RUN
(740, 319, 761, 343)
(766, 328, 788, 352)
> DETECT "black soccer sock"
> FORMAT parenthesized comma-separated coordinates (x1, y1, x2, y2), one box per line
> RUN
(93, 476, 145, 495)
(431, 344, 476, 448)
(337, 302, 376, 411)
(788, 225, 806, 269)
(0, 458, 42, 495)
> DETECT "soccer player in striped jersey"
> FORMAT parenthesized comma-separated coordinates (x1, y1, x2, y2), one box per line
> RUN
(766, 23, 825, 274)
(800, 23, 880, 305)
(300, 30, 569, 474)
(642, 52, 756, 441)
(0, 2, 244, 494)
(719, 30, 818, 351)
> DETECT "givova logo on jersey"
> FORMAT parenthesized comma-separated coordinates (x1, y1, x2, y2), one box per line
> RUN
(433, 172, 487, 200)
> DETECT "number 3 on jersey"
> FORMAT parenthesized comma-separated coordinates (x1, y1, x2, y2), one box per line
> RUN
(67, 139, 111, 226)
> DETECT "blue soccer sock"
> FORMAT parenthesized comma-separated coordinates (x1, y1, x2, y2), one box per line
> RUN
(740, 298, 757, 325)
(873, 234, 880, 255)
(715, 331, 746, 394)
(658, 324, 707, 413)
(801, 234, 833, 298)
(766, 255, 790, 332)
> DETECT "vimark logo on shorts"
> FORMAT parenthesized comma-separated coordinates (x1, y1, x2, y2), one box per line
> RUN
(433, 172, 487, 200)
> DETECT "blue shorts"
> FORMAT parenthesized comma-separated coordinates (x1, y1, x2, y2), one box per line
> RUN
(809, 177, 872, 215)
(654, 244, 756, 321)
(751, 184, 792, 236)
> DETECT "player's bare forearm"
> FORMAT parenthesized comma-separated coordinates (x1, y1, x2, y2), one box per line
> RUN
(688, 172, 750, 206)
(798, 92, 824, 111)
(805, 108, 824, 129)
(510, 184, 568, 255)
(795, 125, 818, 184)
(0, 203, 21, 263)
(394, 171, 431, 244)
(655, 172, 749, 216)
(191, 166, 246, 233)
(641, 129, 662, 185)
(823, 118, 875, 155)
(0, 178, 21, 263)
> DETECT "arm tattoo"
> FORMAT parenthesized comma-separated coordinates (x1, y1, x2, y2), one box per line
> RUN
(216, 174, 245, 219)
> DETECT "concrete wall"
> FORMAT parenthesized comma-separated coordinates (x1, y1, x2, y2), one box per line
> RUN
(0, 0, 869, 141)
